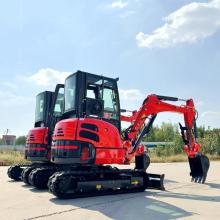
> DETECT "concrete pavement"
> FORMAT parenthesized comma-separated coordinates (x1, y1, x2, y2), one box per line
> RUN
(0, 162, 220, 220)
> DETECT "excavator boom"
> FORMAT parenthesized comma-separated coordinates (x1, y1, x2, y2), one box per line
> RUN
(121, 94, 210, 183)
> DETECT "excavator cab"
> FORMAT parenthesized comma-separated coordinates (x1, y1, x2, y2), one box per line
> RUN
(52, 71, 122, 164)
(25, 91, 54, 161)
(84, 73, 121, 131)
(63, 71, 121, 130)
(34, 91, 54, 128)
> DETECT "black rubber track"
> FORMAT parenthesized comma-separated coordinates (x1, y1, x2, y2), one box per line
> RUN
(7, 165, 24, 181)
(48, 169, 149, 199)
(21, 167, 36, 185)
(29, 167, 56, 189)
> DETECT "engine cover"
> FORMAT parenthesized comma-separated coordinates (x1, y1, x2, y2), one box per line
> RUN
(52, 118, 126, 164)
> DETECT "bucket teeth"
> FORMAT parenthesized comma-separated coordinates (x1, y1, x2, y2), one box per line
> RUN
(197, 176, 202, 183)
(188, 154, 210, 184)
(202, 175, 207, 184)
(194, 177, 198, 182)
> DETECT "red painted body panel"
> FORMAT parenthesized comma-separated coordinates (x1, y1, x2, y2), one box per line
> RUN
(51, 145, 78, 150)
(53, 118, 78, 140)
(95, 148, 126, 164)
(52, 118, 127, 164)
(76, 118, 122, 149)
(26, 127, 48, 145)
(80, 146, 90, 161)
(53, 118, 123, 149)
(25, 127, 50, 161)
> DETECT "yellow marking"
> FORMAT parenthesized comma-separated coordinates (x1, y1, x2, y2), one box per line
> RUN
(131, 180, 139, 185)
(96, 184, 102, 190)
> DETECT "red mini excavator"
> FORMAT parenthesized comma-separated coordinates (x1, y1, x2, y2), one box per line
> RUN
(7, 84, 64, 188)
(47, 71, 209, 199)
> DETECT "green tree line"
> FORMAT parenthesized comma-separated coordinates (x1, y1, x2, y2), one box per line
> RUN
(143, 123, 220, 157)
(1, 123, 220, 157)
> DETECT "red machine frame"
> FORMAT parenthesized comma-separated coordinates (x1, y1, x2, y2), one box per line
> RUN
(52, 94, 201, 164)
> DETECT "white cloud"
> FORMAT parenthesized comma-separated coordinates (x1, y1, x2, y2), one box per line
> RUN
(0, 90, 33, 107)
(136, 0, 220, 48)
(120, 10, 135, 18)
(28, 68, 72, 86)
(119, 88, 144, 101)
(110, 0, 128, 9)
(201, 111, 220, 118)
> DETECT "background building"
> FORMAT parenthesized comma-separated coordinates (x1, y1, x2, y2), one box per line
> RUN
(2, 135, 16, 145)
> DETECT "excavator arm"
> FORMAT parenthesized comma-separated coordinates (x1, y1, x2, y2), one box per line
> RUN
(121, 94, 210, 183)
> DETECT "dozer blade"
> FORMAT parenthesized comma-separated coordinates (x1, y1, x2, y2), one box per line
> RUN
(188, 154, 210, 184)
(147, 173, 165, 190)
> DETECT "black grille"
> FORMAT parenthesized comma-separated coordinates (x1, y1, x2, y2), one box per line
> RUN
(29, 134, 35, 141)
(25, 144, 47, 157)
(56, 128, 64, 136)
(52, 148, 80, 158)
(26, 151, 47, 157)
(79, 130, 99, 142)
(81, 123, 98, 132)
(52, 140, 79, 158)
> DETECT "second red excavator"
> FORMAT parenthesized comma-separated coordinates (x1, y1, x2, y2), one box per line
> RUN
(8, 84, 64, 188)
(47, 71, 209, 198)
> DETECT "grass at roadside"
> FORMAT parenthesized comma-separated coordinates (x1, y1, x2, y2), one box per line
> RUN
(0, 150, 29, 166)
(0, 150, 220, 166)
(150, 153, 187, 163)
(149, 153, 220, 163)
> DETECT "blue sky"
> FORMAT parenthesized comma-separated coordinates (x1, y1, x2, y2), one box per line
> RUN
(0, 0, 220, 136)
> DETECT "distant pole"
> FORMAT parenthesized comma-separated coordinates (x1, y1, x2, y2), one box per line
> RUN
(4, 129, 11, 145)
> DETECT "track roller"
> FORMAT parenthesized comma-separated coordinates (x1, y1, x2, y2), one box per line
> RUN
(29, 167, 55, 189)
(48, 172, 74, 199)
(21, 167, 35, 185)
(7, 165, 24, 181)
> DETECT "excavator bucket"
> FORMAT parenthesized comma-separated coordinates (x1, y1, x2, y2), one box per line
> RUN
(188, 154, 210, 183)
(148, 173, 165, 190)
